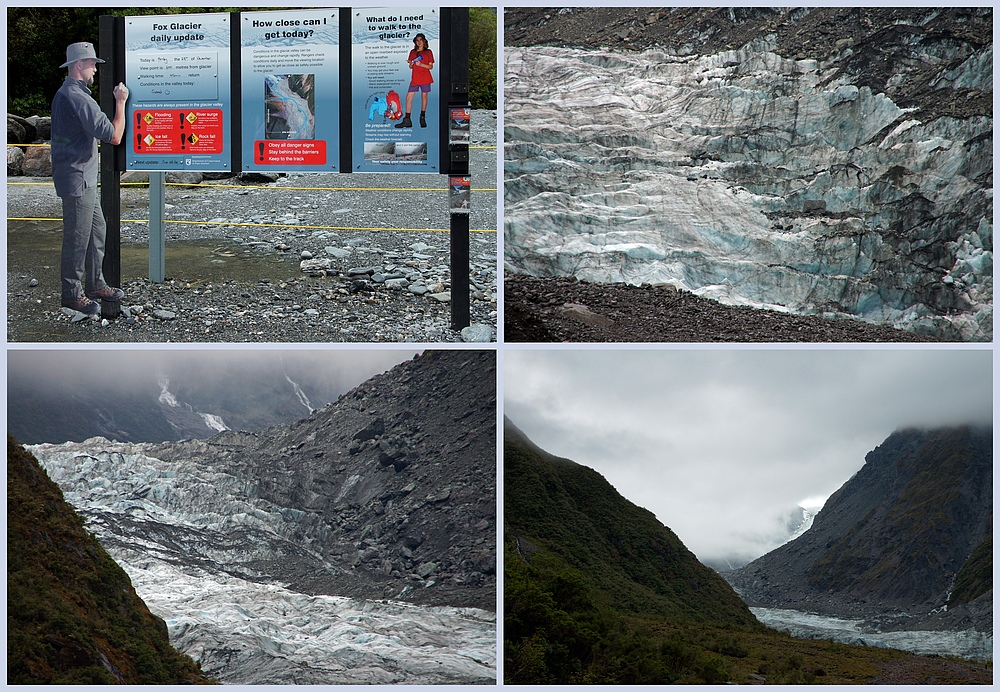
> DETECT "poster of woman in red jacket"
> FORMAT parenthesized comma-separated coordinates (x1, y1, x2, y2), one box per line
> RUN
(394, 33, 434, 128)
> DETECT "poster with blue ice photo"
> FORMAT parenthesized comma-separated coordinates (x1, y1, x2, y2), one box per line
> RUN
(351, 8, 440, 172)
(241, 9, 340, 171)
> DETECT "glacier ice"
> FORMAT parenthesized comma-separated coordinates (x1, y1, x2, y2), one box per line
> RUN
(505, 46, 993, 340)
(29, 439, 496, 684)
(752, 607, 992, 661)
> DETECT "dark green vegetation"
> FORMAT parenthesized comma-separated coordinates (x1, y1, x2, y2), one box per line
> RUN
(949, 535, 992, 607)
(468, 8, 497, 110)
(8, 7, 497, 117)
(7, 436, 212, 684)
(504, 418, 759, 684)
(504, 419, 993, 684)
(505, 419, 756, 627)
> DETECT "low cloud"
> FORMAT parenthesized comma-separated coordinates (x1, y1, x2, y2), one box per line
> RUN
(504, 349, 992, 564)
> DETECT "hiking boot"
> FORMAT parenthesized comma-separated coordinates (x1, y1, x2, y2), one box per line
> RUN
(394, 116, 412, 128)
(86, 286, 124, 302)
(62, 295, 100, 315)
(419, 113, 427, 128)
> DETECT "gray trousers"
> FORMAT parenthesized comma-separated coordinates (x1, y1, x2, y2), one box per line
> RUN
(60, 186, 109, 303)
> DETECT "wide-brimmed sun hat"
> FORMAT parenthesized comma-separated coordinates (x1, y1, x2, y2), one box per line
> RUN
(60, 42, 105, 68)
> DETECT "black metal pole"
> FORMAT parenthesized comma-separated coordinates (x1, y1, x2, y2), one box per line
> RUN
(229, 12, 242, 174)
(339, 8, 353, 173)
(98, 15, 124, 318)
(442, 8, 471, 331)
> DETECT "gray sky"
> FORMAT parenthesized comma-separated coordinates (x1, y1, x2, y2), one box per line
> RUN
(504, 348, 993, 565)
(8, 347, 420, 400)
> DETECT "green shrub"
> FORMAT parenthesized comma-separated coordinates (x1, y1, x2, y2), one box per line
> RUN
(695, 653, 730, 684)
(468, 8, 497, 109)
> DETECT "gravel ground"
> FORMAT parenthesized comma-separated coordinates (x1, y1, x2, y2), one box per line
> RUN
(504, 273, 940, 342)
(7, 111, 498, 343)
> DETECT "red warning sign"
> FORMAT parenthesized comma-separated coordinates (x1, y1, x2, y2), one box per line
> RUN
(254, 140, 327, 166)
(132, 109, 224, 155)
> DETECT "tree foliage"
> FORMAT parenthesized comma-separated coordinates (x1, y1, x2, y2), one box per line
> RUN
(8, 7, 497, 116)
(468, 8, 497, 109)
(7, 8, 199, 116)
(504, 537, 734, 684)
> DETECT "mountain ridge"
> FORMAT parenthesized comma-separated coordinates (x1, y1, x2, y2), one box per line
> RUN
(505, 416, 758, 626)
(729, 425, 992, 632)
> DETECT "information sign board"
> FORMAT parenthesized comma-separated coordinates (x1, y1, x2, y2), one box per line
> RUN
(241, 9, 340, 171)
(124, 13, 232, 171)
(350, 8, 440, 173)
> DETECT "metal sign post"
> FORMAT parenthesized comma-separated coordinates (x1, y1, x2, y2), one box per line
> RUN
(441, 7, 470, 330)
(149, 172, 166, 283)
(99, 14, 125, 318)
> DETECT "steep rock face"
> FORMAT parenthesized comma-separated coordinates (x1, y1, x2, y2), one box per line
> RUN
(505, 418, 757, 628)
(7, 437, 210, 685)
(729, 426, 992, 630)
(28, 350, 497, 683)
(505, 8, 992, 340)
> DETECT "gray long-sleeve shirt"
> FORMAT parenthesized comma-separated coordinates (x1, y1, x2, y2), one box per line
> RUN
(50, 76, 115, 198)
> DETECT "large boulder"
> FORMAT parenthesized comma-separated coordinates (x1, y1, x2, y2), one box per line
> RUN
(7, 146, 24, 176)
(120, 170, 150, 185)
(7, 114, 37, 143)
(21, 145, 51, 176)
(238, 171, 281, 184)
(165, 171, 204, 186)
(7, 115, 28, 144)
(24, 115, 51, 141)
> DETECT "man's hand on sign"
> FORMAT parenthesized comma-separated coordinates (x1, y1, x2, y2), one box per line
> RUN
(113, 83, 129, 102)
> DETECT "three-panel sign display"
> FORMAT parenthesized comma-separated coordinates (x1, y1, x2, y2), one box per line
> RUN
(123, 8, 444, 173)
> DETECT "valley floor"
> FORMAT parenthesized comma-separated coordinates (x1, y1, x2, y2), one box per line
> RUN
(505, 274, 939, 343)
(642, 619, 993, 685)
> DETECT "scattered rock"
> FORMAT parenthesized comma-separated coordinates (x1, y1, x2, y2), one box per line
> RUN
(461, 323, 493, 342)
(560, 302, 614, 327)
(5, 111, 498, 343)
(506, 274, 935, 342)
(352, 418, 385, 442)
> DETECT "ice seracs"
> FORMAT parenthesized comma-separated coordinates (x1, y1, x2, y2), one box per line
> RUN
(30, 438, 496, 684)
(505, 44, 992, 340)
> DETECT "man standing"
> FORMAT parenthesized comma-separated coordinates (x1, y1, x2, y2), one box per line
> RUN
(51, 41, 129, 316)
